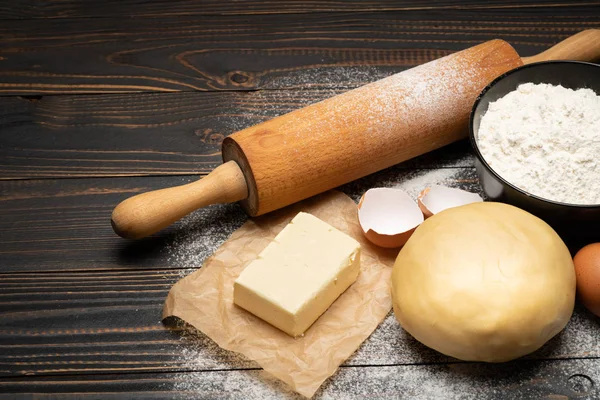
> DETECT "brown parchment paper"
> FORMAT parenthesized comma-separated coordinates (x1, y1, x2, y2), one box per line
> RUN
(162, 190, 397, 398)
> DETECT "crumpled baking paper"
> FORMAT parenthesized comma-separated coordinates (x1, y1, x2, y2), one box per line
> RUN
(163, 190, 397, 398)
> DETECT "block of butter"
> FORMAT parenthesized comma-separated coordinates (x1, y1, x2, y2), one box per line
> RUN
(233, 212, 361, 337)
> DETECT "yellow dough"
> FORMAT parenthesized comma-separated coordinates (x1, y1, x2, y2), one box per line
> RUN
(392, 202, 575, 362)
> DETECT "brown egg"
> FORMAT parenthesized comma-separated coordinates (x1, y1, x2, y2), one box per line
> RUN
(573, 243, 600, 317)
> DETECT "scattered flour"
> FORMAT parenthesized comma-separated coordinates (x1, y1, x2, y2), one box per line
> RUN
(274, 66, 387, 90)
(166, 166, 483, 398)
(163, 59, 498, 398)
(394, 168, 471, 199)
(164, 202, 247, 279)
(220, 66, 385, 134)
(164, 160, 600, 399)
(218, 88, 345, 134)
(477, 83, 600, 205)
(168, 353, 600, 399)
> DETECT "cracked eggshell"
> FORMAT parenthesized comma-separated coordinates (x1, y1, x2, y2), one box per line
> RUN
(358, 188, 424, 248)
(418, 185, 483, 218)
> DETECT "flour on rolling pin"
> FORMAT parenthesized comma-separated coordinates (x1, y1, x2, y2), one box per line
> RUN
(112, 41, 521, 240)
(223, 40, 522, 216)
(271, 54, 502, 145)
(328, 56, 494, 137)
(220, 67, 385, 134)
(113, 31, 600, 240)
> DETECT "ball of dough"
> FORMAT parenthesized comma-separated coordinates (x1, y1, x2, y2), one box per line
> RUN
(392, 202, 575, 362)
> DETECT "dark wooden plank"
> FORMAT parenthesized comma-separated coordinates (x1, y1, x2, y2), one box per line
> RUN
(0, 163, 479, 272)
(0, 162, 589, 271)
(0, 91, 474, 179)
(0, 0, 598, 19)
(0, 170, 598, 379)
(0, 264, 598, 379)
(0, 90, 343, 179)
(0, 4, 597, 399)
(0, 358, 598, 399)
(0, 9, 598, 94)
(0, 269, 257, 377)
(0, 176, 246, 273)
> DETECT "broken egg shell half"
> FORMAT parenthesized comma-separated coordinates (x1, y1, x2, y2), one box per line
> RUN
(358, 188, 424, 248)
(418, 185, 483, 218)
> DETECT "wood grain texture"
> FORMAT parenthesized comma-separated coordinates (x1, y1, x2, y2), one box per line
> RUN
(0, 176, 245, 273)
(222, 39, 521, 216)
(2, 3, 600, 398)
(0, 90, 341, 179)
(0, 165, 479, 272)
(0, 266, 598, 378)
(0, 92, 475, 179)
(0, 8, 598, 94)
(0, 172, 598, 381)
(0, 269, 257, 377)
(0, 358, 598, 399)
(1, 0, 599, 19)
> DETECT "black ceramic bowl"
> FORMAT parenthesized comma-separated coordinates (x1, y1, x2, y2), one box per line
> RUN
(469, 61, 600, 249)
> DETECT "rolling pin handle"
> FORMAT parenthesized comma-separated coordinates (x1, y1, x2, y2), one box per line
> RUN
(111, 161, 248, 239)
(522, 29, 600, 64)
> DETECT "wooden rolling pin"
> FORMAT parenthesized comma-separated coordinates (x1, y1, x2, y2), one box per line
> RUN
(112, 30, 600, 239)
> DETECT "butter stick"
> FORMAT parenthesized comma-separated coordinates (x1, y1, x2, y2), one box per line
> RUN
(233, 212, 361, 337)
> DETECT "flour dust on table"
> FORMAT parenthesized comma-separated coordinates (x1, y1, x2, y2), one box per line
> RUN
(274, 66, 388, 90)
(164, 202, 247, 278)
(393, 167, 478, 199)
(218, 66, 386, 134)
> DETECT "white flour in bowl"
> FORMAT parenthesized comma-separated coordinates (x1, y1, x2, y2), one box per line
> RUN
(477, 82, 600, 205)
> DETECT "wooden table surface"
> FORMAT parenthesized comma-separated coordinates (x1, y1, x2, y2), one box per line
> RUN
(1, 1, 600, 398)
